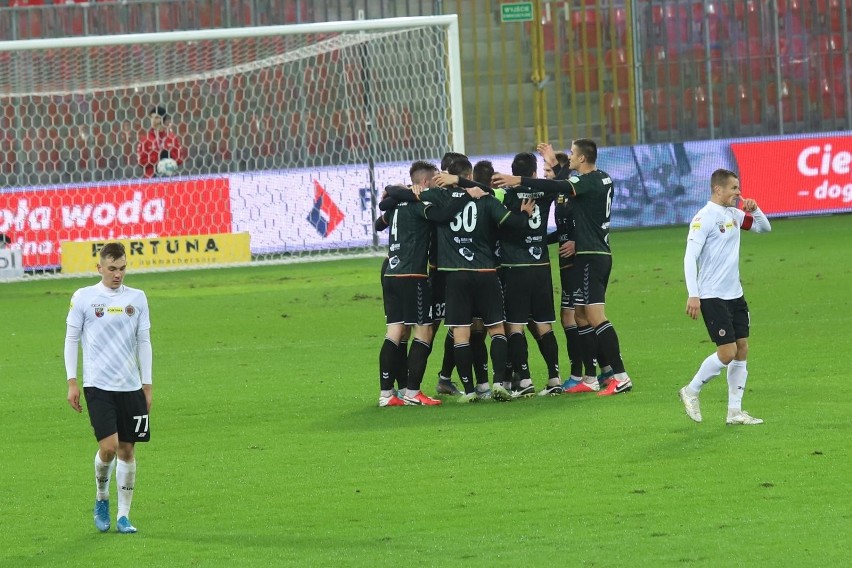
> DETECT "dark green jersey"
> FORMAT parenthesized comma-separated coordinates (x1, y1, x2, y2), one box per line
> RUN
(382, 201, 432, 277)
(520, 171, 613, 254)
(432, 189, 528, 271)
(567, 169, 614, 254)
(500, 184, 561, 267)
(552, 194, 576, 269)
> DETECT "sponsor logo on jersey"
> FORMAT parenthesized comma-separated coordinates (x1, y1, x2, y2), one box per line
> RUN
(388, 256, 400, 269)
(125, 305, 136, 317)
(459, 247, 474, 262)
(529, 246, 542, 260)
(719, 329, 726, 337)
(94, 307, 104, 318)
(107, 307, 123, 314)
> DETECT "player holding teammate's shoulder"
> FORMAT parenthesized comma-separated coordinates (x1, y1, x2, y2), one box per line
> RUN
(493, 138, 633, 396)
(679, 168, 771, 425)
(65, 242, 152, 534)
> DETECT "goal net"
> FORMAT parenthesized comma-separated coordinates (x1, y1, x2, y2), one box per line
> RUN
(0, 16, 463, 277)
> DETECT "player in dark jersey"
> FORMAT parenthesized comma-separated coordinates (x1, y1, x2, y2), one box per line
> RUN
(376, 161, 441, 397)
(429, 158, 535, 402)
(375, 163, 483, 407)
(490, 152, 563, 397)
(431, 152, 475, 396)
(537, 142, 597, 391)
(493, 138, 633, 396)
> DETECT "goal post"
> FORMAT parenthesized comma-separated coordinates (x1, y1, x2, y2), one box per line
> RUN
(0, 15, 464, 277)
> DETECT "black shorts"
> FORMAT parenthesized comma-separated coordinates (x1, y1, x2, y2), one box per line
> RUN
(503, 265, 556, 325)
(383, 276, 432, 326)
(444, 271, 505, 327)
(429, 268, 447, 321)
(559, 265, 576, 309)
(700, 296, 750, 346)
(570, 254, 612, 306)
(84, 387, 150, 443)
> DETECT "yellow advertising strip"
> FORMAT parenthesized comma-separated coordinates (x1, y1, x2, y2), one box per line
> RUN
(61, 233, 251, 274)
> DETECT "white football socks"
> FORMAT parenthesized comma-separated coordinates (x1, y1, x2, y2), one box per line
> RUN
(727, 359, 748, 413)
(116, 459, 136, 519)
(94, 452, 115, 501)
(687, 352, 727, 394)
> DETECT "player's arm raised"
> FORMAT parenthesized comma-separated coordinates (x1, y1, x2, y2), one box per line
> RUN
(740, 199, 772, 233)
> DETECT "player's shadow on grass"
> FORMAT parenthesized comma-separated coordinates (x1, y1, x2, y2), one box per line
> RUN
(327, 394, 608, 433)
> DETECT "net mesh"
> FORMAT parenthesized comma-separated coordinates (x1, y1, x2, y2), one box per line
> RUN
(0, 20, 459, 275)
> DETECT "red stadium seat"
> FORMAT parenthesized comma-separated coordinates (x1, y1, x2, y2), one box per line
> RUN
(610, 8, 627, 42)
(11, 0, 45, 39)
(767, 81, 806, 123)
(684, 86, 722, 129)
(776, 0, 810, 33)
(646, 46, 681, 87)
(571, 9, 599, 49)
(604, 48, 630, 91)
(809, 78, 847, 120)
(643, 89, 679, 132)
(733, 39, 772, 81)
(811, 34, 845, 79)
(604, 91, 631, 136)
(816, 0, 843, 33)
(733, 1, 761, 37)
(692, 1, 729, 43)
(562, 51, 599, 93)
(778, 35, 808, 79)
(726, 84, 762, 126)
(651, 4, 690, 49)
(683, 44, 723, 83)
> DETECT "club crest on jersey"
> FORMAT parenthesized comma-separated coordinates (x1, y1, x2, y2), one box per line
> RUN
(94, 307, 105, 318)
(125, 305, 136, 317)
(717, 221, 726, 233)
(719, 329, 726, 337)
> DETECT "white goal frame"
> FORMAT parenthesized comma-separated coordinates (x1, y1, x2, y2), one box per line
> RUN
(0, 15, 465, 280)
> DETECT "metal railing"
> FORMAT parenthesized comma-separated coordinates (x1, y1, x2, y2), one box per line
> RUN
(2, 0, 850, 161)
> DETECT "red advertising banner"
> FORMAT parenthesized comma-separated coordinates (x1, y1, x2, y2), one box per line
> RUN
(0, 178, 232, 268)
(731, 134, 852, 216)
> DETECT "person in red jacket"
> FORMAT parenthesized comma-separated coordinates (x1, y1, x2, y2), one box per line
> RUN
(137, 106, 186, 178)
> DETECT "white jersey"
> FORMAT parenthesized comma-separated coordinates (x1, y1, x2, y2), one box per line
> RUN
(66, 282, 151, 391)
(685, 201, 770, 300)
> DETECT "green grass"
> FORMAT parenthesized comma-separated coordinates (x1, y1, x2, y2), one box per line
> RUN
(0, 215, 849, 567)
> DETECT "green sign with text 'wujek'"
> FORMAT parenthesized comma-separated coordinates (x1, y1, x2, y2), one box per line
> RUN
(500, 2, 534, 23)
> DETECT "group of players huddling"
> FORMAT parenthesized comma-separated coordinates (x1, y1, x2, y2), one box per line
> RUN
(375, 139, 633, 406)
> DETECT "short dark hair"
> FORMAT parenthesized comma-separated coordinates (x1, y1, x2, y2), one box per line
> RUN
(472, 160, 494, 187)
(555, 152, 570, 166)
(511, 152, 537, 177)
(441, 152, 468, 171)
(409, 160, 438, 185)
(150, 105, 167, 117)
(573, 138, 597, 164)
(710, 168, 738, 190)
(447, 158, 472, 178)
(99, 242, 126, 262)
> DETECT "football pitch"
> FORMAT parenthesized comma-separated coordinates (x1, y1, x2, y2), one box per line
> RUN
(0, 215, 849, 567)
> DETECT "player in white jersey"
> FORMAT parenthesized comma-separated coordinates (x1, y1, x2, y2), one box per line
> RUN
(679, 169, 771, 426)
(65, 242, 153, 533)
